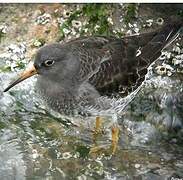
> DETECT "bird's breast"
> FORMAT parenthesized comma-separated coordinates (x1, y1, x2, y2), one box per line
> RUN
(35, 77, 79, 115)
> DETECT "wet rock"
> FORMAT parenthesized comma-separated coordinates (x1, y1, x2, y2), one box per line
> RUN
(36, 13, 51, 25)
(0, 24, 8, 34)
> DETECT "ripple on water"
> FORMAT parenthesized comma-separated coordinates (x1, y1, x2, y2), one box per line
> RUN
(0, 130, 26, 180)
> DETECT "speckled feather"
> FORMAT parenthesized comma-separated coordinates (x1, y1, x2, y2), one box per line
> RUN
(65, 21, 182, 97)
(34, 20, 182, 115)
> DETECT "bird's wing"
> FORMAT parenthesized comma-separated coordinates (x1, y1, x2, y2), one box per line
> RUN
(70, 36, 143, 96)
(88, 37, 146, 97)
(71, 21, 182, 97)
(69, 36, 116, 81)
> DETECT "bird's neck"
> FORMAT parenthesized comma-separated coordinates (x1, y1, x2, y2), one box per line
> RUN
(36, 76, 79, 110)
(37, 75, 78, 92)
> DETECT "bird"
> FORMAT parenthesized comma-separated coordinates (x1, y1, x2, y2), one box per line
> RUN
(3, 20, 182, 117)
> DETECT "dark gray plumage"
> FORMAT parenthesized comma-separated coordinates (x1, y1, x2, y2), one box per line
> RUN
(4, 20, 183, 115)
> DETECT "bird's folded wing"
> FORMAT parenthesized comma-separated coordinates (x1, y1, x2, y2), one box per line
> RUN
(73, 21, 182, 97)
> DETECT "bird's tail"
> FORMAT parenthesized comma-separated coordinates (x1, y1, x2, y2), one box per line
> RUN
(124, 19, 183, 97)
(155, 20, 182, 49)
(139, 19, 183, 63)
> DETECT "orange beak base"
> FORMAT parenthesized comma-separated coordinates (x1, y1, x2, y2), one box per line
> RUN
(3, 63, 37, 92)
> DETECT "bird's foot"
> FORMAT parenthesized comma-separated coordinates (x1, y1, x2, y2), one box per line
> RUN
(89, 118, 120, 156)
(89, 145, 107, 155)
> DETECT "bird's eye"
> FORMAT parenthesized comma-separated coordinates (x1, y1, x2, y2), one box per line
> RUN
(44, 60, 55, 67)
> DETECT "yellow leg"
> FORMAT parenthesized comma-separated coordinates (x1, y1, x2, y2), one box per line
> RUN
(90, 116, 105, 155)
(92, 116, 104, 144)
(95, 116, 103, 133)
(111, 125, 120, 154)
(93, 116, 103, 136)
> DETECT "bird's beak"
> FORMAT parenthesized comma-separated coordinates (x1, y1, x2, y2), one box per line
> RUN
(4, 62, 38, 92)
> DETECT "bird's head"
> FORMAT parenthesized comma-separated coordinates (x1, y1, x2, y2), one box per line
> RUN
(4, 43, 79, 92)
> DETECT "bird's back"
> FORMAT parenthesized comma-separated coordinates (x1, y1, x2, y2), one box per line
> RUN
(66, 20, 182, 98)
